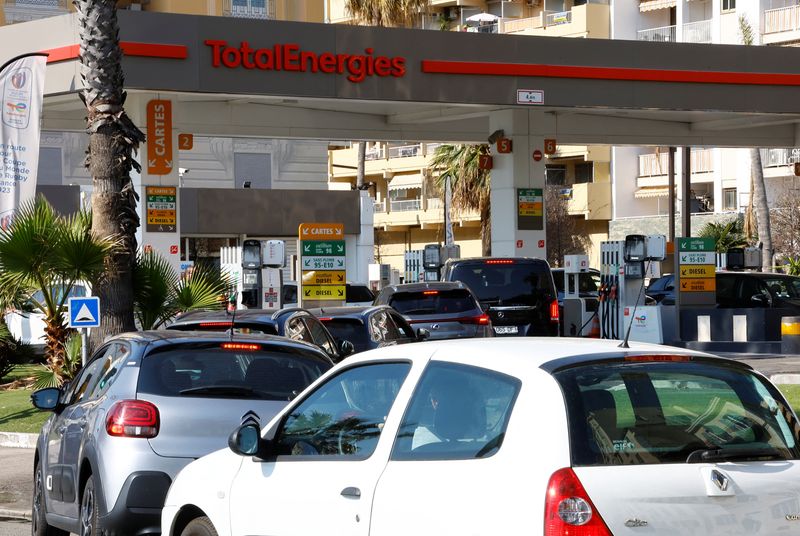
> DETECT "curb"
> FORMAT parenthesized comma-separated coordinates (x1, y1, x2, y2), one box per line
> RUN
(770, 373, 800, 385)
(0, 432, 38, 449)
(0, 508, 31, 521)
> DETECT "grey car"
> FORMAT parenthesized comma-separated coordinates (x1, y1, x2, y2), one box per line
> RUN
(373, 281, 493, 340)
(29, 331, 332, 536)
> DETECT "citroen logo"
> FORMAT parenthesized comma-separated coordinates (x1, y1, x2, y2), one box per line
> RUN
(625, 518, 648, 528)
(786, 514, 800, 522)
(711, 469, 729, 492)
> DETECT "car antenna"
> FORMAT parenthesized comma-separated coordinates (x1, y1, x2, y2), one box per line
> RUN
(226, 291, 237, 342)
(619, 261, 651, 349)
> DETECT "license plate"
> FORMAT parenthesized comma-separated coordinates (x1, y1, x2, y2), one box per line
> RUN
(494, 326, 518, 334)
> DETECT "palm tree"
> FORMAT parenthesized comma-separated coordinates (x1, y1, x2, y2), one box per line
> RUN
(430, 144, 492, 255)
(75, 0, 146, 344)
(344, 0, 431, 190)
(740, 15, 773, 271)
(132, 251, 232, 330)
(698, 218, 749, 253)
(0, 198, 116, 383)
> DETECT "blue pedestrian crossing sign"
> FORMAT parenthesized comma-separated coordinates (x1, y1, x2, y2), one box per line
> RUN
(68, 297, 100, 328)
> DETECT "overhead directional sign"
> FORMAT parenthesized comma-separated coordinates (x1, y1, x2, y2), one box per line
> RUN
(677, 236, 716, 306)
(302, 240, 345, 256)
(303, 256, 346, 270)
(299, 222, 346, 302)
(68, 296, 100, 328)
(302, 270, 345, 285)
(303, 285, 346, 300)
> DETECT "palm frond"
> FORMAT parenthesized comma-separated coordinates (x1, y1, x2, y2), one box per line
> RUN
(345, 0, 430, 27)
(172, 263, 232, 316)
(133, 250, 179, 330)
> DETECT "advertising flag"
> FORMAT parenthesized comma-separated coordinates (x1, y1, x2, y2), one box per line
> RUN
(0, 53, 47, 229)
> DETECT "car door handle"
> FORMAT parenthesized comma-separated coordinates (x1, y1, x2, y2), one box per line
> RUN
(340, 487, 361, 498)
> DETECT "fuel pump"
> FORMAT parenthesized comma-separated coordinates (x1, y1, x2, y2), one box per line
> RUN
(240, 239, 262, 308)
(561, 255, 599, 337)
(220, 239, 286, 310)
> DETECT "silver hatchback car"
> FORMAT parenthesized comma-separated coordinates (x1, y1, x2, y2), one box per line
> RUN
(30, 331, 332, 536)
(374, 281, 493, 340)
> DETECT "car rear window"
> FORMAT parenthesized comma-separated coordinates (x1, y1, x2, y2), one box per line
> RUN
(320, 318, 371, 349)
(449, 262, 553, 306)
(554, 272, 600, 294)
(554, 360, 800, 466)
(389, 289, 477, 315)
(347, 285, 376, 303)
(138, 344, 330, 401)
(168, 322, 278, 336)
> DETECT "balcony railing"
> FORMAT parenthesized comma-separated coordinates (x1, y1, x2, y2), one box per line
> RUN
(638, 149, 714, 177)
(387, 144, 422, 159)
(637, 24, 676, 42)
(390, 199, 421, 212)
(467, 23, 498, 33)
(373, 201, 386, 213)
(764, 5, 800, 35)
(760, 148, 800, 168)
(683, 19, 711, 43)
(2, 0, 69, 23)
(365, 145, 386, 161)
(501, 14, 545, 33)
(222, 0, 274, 19)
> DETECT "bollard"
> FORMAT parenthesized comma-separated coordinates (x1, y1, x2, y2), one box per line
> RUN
(782, 316, 800, 355)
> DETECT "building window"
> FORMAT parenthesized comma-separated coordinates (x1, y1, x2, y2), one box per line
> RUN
(722, 0, 735, 12)
(546, 165, 566, 186)
(574, 162, 594, 184)
(723, 188, 737, 211)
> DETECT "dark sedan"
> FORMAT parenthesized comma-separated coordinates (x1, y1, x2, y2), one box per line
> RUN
(310, 305, 419, 353)
(167, 307, 350, 361)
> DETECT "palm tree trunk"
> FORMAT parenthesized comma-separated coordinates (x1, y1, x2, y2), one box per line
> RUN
(76, 0, 145, 345)
(750, 148, 773, 271)
(43, 314, 70, 379)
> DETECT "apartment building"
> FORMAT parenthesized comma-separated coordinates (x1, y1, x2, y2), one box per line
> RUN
(326, 0, 614, 274)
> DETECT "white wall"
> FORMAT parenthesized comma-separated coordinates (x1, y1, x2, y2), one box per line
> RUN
(610, 0, 641, 40)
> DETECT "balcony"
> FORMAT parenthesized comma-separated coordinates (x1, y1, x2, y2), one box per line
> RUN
(2, 0, 69, 23)
(374, 195, 478, 230)
(223, 0, 274, 19)
(637, 149, 714, 188)
(637, 24, 676, 42)
(390, 199, 422, 212)
(763, 4, 800, 45)
(374, 201, 386, 213)
(567, 182, 612, 220)
(387, 144, 422, 159)
(682, 19, 711, 43)
(499, 3, 609, 39)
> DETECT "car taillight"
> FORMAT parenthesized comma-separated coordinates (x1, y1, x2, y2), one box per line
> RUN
(318, 317, 333, 322)
(106, 400, 159, 438)
(460, 314, 490, 325)
(550, 299, 560, 323)
(624, 354, 692, 362)
(544, 468, 611, 536)
(485, 259, 514, 264)
(423, 290, 439, 295)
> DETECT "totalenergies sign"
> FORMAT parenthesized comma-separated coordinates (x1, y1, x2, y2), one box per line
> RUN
(204, 40, 406, 83)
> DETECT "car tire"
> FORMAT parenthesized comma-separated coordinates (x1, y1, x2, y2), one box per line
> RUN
(181, 516, 218, 536)
(79, 474, 99, 536)
(32, 459, 69, 536)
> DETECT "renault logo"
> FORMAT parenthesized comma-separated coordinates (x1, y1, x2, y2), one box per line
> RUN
(711, 469, 729, 492)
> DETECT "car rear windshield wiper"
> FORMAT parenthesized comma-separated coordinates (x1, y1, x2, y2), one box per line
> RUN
(401, 308, 437, 315)
(686, 446, 786, 463)
(179, 385, 258, 398)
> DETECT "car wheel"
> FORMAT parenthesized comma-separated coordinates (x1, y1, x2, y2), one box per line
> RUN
(79, 475, 99, 536)
(32, 460, 68, 536)
(181, 516, 218, 536)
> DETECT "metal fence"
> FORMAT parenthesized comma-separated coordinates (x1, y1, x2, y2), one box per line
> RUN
(764, 4, 800, 34)
(683, 19, 712, 44)
(637, 24, 676, 42)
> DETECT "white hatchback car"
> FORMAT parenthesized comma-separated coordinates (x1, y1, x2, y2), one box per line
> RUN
(162, 338, 800, 536)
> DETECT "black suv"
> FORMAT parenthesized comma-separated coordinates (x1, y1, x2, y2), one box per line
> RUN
(441, 257, 559, 336)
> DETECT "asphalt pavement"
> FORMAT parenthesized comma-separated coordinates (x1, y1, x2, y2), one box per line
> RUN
(0, 447, 33, 517)
(0, 519, 28, 536)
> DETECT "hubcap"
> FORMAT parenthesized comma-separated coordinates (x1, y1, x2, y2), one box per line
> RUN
(80, 486, 93, 536)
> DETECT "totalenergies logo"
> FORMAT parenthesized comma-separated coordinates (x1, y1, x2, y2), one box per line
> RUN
(634, 314, 647, 325)
(204, 40, 406, 83)
(5, 102, 27, 113)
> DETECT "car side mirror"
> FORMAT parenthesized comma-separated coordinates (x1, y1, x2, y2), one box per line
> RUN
(228, 422, 266, 457)
(416, 328, 430, 341)
(31, 388, 61, 412)
(339, 340, 355, 357)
